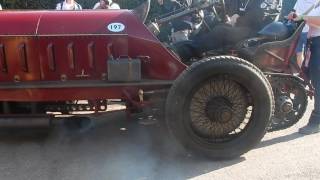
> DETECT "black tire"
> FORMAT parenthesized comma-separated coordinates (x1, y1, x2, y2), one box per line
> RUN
(165, 56, 274, 159)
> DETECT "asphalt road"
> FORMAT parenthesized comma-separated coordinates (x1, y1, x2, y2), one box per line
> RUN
(0, 102, 319, 180)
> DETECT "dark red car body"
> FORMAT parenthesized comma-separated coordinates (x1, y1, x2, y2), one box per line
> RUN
(0, 1, 280, 159)
(0, 10, 186, 102)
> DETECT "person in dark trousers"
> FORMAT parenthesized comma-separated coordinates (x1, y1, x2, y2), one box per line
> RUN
(296, 5, 320, 134)
(288, 0, 315, 68)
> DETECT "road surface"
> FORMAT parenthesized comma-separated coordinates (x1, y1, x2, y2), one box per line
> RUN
(0, 103, 319, 180)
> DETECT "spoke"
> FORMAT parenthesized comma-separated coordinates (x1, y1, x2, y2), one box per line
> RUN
(189, 77, 250, 140)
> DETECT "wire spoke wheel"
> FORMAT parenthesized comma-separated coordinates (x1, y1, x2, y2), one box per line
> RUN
(166, 56, 274, 159)
(189, 77, 250, 142)
(268, 76, 308, 132)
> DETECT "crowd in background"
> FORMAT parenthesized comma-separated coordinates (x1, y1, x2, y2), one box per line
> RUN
(0, 0, 121, 10)
(55, 0, 121, 10)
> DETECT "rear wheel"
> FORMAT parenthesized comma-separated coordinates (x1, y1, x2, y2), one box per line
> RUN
(267, 76, 308, 132)
(166, 56, 274, 159)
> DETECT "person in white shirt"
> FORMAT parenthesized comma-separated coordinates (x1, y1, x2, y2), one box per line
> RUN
(56, 0, 82, 10)
(288, 0, 315, 68)
(93, 0, 120, 10)
(295, 3, 320, 134)
(0, 4, 2, 10)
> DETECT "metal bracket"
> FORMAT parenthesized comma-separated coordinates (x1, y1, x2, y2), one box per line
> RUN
(76, 69, 90, 78)
(137, 55, 151, 63)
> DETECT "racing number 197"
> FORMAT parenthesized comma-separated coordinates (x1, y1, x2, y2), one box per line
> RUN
(107, 23, 125, 33)
(110, 24, 121, 30)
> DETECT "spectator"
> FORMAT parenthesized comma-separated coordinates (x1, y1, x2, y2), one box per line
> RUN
(93, 0, 120, 10)
(296, 3, 320, 134)
(56, 0, 82, 10)
(288, 0, 315, 68)
(0, 4, 2, 10)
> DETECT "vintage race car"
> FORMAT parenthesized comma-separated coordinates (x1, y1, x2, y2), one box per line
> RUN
(0, 0, 274, 159)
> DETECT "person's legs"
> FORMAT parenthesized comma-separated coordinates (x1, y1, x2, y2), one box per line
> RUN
(225, 26, 251, 45)
(193, 24, 229, 53)
(296, 32, 308, 68)
(193, 25, 251, 54)
(299, 37, 320, 134)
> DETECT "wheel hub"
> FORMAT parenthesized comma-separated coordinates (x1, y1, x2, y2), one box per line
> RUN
(268, 76, 308, 132)
(278, 96, 293, 113)
(206, 97, 233, 123)
(189, 78, 249, 138)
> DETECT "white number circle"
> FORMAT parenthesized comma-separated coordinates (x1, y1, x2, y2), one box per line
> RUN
(107, 23, 125, 32)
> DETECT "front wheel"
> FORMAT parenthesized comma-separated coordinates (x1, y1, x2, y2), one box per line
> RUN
(166, 56, 274, 159)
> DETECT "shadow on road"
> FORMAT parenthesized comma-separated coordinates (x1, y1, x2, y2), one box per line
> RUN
(257, 132, 305, 149)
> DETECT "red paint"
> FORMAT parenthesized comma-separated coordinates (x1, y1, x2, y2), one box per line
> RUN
(0, 10, 186, 102)
(255, 34, 301, 74)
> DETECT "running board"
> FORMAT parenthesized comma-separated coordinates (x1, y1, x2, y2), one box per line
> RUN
(0, 79, 174, 89)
